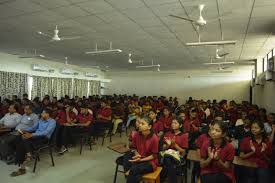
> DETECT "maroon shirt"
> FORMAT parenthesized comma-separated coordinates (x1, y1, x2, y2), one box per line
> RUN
(76, 113, 93, 124)
(152, 120, 164, 135)
(196, 134, 210, 149)
(97, 107, 112, 123)
(160, 115, 173, 130)
(183, 118, 200, 133)
(164, 131, 189, 150)
(56, 110, 77, 125)
(200, 141, 235, 181)
(240, 137, 273, 168)
(132, 133, 159, 170)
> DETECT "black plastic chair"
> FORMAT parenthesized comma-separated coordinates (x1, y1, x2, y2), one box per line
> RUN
(79, 132, 92, 155)
(95, 122, 113, 146)
(113, 156, 125, 183)
(32, 128, 56, 173)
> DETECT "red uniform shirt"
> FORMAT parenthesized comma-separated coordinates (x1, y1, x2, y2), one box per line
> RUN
(160, 115, 173, 130)
(240, 137, 273, 168)
(183, 118, 200, 133)
(56, 110, 77, 125)
(196, 134, 210, 149)
(76, 113, 93, 124)
(164, 131, 189, 150)
(152, 120, 164, 135)
(97, 107, 112, 123)
(132, 133, 159, 170)
(200, 141, 235, 181)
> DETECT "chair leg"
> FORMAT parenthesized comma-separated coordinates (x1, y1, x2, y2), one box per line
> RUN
(109, 131, 112, 143)
(113, 163, 119, 183)
(49, 147, 55, 167)
(33, 152, 39, 173)
(80, 137, 83, 155)
(102, 136, 105, 146)
(89, 137, 92, 151)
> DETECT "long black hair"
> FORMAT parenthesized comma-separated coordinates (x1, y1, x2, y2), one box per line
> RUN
(251, 120, 268, 142)
(210, 120, 228, 148)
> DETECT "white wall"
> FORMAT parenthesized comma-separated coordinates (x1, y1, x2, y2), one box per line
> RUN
(252, 82, 275, 113)
(106, 71, 251, 104)
(0, 52, 107, 81)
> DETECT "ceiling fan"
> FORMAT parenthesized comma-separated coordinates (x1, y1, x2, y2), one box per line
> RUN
(37, 25, 81, 42)
(170, 4, 207, 27)
(170, 4, 236, 46)
(18, 49, 46, 59)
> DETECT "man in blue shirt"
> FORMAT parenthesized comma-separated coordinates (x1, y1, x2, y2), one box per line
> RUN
(10, 108, 56, 177)
(0, 105, 39, 164)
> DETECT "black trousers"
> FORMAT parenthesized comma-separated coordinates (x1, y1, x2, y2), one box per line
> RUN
(201, 173, 232, 183)
(62, 125, 95, 147)
(11, 135, 48, 165)
(160, 156, 181, 183)
(239, 166, 271, 183)
(55, 124, 65, 148)
(123, 151, 154, 183)
(0, 133, 18, 158)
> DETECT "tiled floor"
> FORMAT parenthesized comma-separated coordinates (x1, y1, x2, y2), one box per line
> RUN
(0, 134, 128, 183)
(0, 133, 192, 183)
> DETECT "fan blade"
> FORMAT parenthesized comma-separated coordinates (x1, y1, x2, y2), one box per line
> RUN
(37, 31, 52, 38)
(169, 14, 195, 22)
(0, 0, 16, 5)
(19, 56, 34, 59)
(60, 36, 81, 41)
(207, 12, 232, 23)
(219, 53, 229, 57)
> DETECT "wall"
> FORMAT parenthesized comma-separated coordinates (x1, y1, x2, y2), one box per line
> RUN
(0, 52, 107, 81)
(106, 71, 251, 104)
(0, 52, 110, 98)
(252, 81, 275, 113)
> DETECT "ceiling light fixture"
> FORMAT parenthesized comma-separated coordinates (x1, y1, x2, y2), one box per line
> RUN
(85, 42, 122, 55)
(186, 40, 237, 46)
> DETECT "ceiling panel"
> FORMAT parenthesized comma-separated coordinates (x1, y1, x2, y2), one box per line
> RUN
(0, 0, 274, 71)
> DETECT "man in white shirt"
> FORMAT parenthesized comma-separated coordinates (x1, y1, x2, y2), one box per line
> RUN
(0, 104, 21, 129)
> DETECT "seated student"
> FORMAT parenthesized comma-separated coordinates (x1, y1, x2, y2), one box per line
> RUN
(128, 116, 141, 148)
(55, 104, 77, 154)
(160, 107, 173, 132)
(234, 118, 252, 142)
(183, 108, 200, 134)
(160, 117, 189, 183)
(0, 104, 22, 130)
(95, 100, 112, 130)
(142, 101, 152, 114)
(32, 100, 43, 115)
(239, 121, 273, 183)
(16, 105, 39, 131)
(0, 105, 38, 163)
(10, 109, 56, 177)
(112, 101, 125, 135)
(149, 110, 164, 137)
(61, 104, 93, 152)
(200, 121, 235, 183)
(126, 105, 142, 128)
(154, 98, 164, 112)
(264, 113, 275, 136)
(123, 115, 159, 183)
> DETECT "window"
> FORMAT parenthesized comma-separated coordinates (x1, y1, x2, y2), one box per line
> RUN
(263, 56, 267, 72)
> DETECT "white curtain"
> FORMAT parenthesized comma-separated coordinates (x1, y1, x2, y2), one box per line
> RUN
(0, 71, 28, 99)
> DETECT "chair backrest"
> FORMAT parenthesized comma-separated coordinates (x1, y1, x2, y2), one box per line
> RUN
(48, 126, 57, 145)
